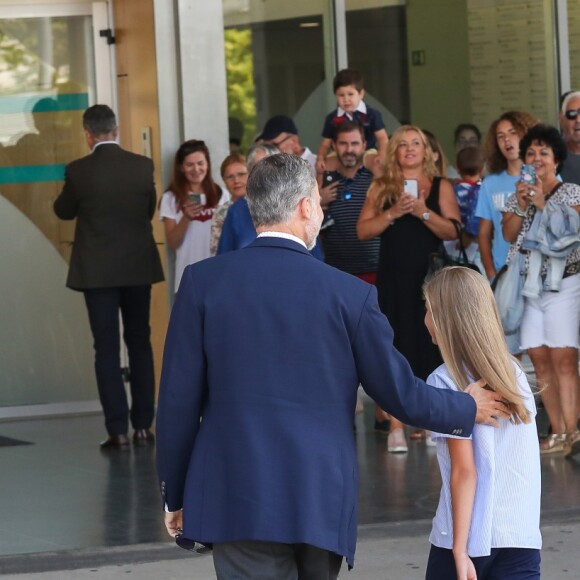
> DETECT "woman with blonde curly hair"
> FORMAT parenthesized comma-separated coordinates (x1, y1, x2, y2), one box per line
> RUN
(357, 125, 461, 452)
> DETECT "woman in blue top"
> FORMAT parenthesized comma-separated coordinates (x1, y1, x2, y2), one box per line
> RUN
(423, 267, 541, 580)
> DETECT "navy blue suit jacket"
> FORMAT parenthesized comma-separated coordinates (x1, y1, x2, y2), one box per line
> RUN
(156, 237, 475, 567)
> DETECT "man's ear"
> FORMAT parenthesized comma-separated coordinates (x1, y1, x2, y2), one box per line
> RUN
(359, 88, 366, 101)
(299, 196, 312, 219)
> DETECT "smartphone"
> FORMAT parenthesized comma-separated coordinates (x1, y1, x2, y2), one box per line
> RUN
(188, 193, 207, 205)
(403, 179, 418, 198)
(520, 164, 536, 186)
(322, 171, 342, 186)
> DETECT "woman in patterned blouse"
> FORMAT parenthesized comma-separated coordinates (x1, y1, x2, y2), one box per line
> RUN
(502, 124, 580, 457)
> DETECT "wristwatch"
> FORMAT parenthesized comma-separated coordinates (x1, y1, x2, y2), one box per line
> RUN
(422, 211, 431, 221)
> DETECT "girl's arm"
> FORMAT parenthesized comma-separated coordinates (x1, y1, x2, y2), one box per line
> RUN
(316, 138, 333, 172)
(373, 129, 389, 172)
(163, 216, 189, 250)
(448, 437, 477, 580)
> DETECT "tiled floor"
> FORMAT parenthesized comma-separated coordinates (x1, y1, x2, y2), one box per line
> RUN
(0, 403, 579, 558)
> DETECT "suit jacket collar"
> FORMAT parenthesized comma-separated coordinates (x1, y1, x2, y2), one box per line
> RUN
(246, 236, 311, 256)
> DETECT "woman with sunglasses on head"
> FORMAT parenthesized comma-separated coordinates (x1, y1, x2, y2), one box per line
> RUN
(502, 124, 580, 457)
(357, 125, 461, 453)
(160, 140, 228, 293)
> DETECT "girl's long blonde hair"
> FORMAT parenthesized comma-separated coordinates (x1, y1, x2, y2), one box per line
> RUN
(423, 267, 531, 424)
(373, 125, 439, 210)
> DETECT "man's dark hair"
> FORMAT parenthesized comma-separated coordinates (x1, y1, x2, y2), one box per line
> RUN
(519, 124, 567, 169)
(333, 69, 364, 93)
(83, 105, 117, 136)
(332, 119, 365, 142)
(454, 123, 481, 144)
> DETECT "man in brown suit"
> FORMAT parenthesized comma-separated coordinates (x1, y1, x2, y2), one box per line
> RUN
(54, 105, 164, 448)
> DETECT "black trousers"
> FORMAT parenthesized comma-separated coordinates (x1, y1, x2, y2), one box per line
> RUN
(84, 286, 155, 435)
(212, 541, 343, 580)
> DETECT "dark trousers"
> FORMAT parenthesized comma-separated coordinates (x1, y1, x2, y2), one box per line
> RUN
(84, 286, 155, 435)
(426, 545, 541, 580)
(212, 541, 343, 580)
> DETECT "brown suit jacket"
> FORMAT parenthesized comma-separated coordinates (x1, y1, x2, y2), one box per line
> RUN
(54, 143, 164, 290)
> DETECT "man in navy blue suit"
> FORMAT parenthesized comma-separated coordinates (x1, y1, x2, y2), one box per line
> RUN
(156, 154, 508, 579)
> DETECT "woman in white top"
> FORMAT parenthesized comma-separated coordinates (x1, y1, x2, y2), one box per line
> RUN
(423, 267, 541, 580)
(160, 140, 228, 292)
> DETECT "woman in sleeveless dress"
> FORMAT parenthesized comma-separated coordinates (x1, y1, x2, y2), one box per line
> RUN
(357, 125, 461, 453)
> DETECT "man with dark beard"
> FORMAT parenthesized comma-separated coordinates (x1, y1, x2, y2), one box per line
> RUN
(318, 120, 391, 433)
(319, 120, 380, 279)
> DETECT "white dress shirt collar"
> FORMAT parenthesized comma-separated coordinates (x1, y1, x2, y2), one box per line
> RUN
(257, 231, 307, 249)
(337, 100, 367, 119)
(92, 140, 118, 152)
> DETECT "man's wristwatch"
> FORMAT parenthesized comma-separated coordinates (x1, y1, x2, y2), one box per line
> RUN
(422, 211, 431, 222)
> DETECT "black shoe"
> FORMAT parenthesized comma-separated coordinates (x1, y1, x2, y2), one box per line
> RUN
(374, 419, 391, 434)
(133, 429, 155, 445)
(100, 434, 130, 449)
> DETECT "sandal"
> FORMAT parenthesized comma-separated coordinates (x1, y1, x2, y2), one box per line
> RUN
(540, 433, 567, 455)
(565, 431, 580, 458)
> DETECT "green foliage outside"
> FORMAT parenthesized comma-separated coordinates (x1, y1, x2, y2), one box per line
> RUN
(224, 28, 256, 153)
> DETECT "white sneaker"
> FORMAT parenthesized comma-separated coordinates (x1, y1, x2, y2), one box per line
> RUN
(387, 428, 408, 453)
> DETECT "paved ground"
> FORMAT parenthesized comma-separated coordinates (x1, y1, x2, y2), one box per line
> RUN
(1, 518, 578, 578)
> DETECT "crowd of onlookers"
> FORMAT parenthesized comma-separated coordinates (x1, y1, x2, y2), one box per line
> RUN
(161, 69, 580, 459)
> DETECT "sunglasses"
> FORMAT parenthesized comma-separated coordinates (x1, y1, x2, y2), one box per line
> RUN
(564, 108, 580, 120)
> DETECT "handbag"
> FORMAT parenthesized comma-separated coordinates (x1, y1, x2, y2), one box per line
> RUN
(425, 219, 480, 282)
(492, 251, 526, 334)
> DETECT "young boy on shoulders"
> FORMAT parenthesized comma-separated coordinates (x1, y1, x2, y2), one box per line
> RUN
(316, 68, 388, 173)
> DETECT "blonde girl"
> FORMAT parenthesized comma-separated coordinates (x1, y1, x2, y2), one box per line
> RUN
(423, 267, 541, 580)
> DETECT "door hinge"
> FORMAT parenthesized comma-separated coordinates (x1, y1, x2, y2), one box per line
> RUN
(99, 28, 116, 45)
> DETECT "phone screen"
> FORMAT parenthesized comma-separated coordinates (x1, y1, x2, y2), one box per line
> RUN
(520, 164, 536, 186)
(403, 179, 418, 198)
(189, 193, 206, 205)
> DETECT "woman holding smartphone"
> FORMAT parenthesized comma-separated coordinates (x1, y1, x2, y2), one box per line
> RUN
(502, 124, 580, 456)
(160, 140, 227, 293)
(357, 125, 460, 453)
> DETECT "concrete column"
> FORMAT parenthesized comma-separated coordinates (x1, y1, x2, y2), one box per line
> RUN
(154, 0, 229, 186)
(177, 0, 229, 165)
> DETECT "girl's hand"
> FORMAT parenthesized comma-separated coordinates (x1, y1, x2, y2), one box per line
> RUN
(527, 175, 547, 210)
(391, 193, 415, 219)
(454, 551, 477, 580)
(515, 180, 531, 212)
(182, 201, 203, 221)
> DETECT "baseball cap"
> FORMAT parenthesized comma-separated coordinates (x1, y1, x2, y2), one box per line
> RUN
(257, 115, 298, 141)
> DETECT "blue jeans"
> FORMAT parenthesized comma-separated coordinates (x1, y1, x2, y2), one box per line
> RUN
(426, 545, 540, 580)
(84, 286, 155, 435)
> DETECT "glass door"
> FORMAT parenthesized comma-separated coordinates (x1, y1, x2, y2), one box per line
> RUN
(0, 2, 112, 409)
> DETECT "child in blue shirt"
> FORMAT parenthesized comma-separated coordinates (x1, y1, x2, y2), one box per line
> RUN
(316, 68, 388, 172)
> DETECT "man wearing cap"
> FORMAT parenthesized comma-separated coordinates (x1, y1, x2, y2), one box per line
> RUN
(560, 91, 580, 185)
(257, 114, 317, 176)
